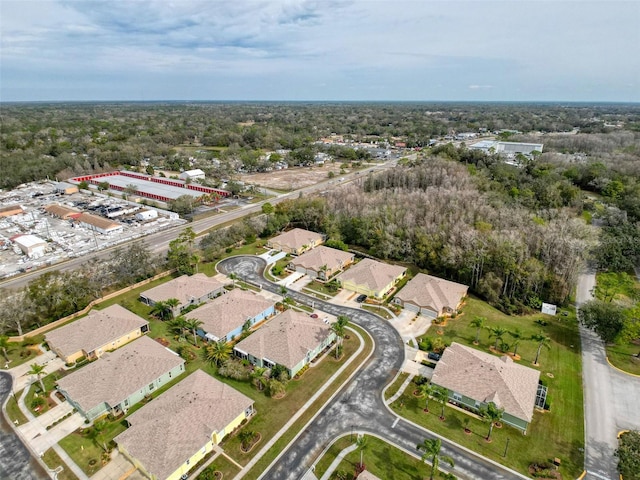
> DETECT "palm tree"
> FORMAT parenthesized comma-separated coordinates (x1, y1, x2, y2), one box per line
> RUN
(508, 328, 523, 357)
(416, 438, 454, 480)
(165, 298, 180, 317)
(356, 435, 367, 469)
(151, 298, 178, 321)
(185, 318, 203, 346)
(229, 272, 238, 288)
(169, 316, 189, 341)
(531, 332, 551, 365)
(0, 335, 10, 363)
(470, 316, 485, 344)
(479, 401, 504, 441)
(204, 341, 232, 367)
(433, 386, 449, 420)
(331, 315, 349, 359)
(27, 363, 46, 393)
(489, 326, 508, 351)
(238, 429, 256, 450)
(87, 420, 108, 452)
(251, 367, 268, 391)
(419, 382, 435, 412)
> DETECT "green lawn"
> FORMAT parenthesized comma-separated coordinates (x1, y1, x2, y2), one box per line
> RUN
(304, 280, 340, 298)
(59, 419, 128, 476)
(313, 436, 352, 477)
(361, 304, 394, 320)
(317, 435, 454, 480)
(24, 369, 70, 417)
(606, 343, 640, 375)
(4, 390, 28, 425)
(2, 342, 44, 369)
(42, 448, 80, 480)
(384, 372, 410, 401)
(398, 296, 584, 479)
(195, 455, 240, 480)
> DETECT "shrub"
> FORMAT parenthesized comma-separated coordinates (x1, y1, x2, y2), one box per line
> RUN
(271, 364, 290, 383)
(271, 265, 284, 276)
(218, 359, 249, 381)
(268, 379, 286, 398)
(176, 345, 197, 363)
(616, 430, 640, 480)
(31, 396, 46, 409)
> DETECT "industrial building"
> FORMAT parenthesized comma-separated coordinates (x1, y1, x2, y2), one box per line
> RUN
(0, 205, 24, 217)
(54, 182, 79, 195)
(76, 212, 123, 234)
(11, 234, 48, 258)
(179, 169, 206, 181)
(469, 140, 543, 157)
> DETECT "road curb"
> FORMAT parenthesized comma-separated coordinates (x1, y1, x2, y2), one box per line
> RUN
(605, 356, 640, 378)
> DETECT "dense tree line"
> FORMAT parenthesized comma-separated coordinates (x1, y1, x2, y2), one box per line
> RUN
(3, 102, 639, 189)
(0, 244, 162, 336)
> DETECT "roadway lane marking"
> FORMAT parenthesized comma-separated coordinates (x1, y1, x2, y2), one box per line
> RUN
(392, 417, 399, 429)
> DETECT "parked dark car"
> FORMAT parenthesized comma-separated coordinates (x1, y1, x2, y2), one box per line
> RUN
(428, 352, 441, 361)
(356, 294, 367, 303)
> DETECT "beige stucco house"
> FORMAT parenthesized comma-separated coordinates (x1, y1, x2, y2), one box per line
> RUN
(140, 273, 226, 315)
(56, 336, 185, 421)
(266, 228, 324, 255)
(234, 310, 336, 378)
(288, 245, 355, 281)
(394, 273, 468, 319)
(336, 258, 407, 299)
(115, 370, 254, 480)
(45, 304, 149, 364)
(431, 342, 541, 433)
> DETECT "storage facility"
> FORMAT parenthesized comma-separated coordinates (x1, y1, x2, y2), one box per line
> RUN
(70, 171, 228, 204)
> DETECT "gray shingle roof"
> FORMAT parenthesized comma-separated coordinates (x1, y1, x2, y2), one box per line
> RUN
(336, 258, 406, 292)
(187, 289, 273, 339)
(290, 245, 354, 272)
(140, 274, 224, 308)
(234, 310, 332, 370)
(431, 342, 540, 422)
(45, 305, 148, 360)
(115, 370, 253, 480)
(395, 273, 468, 313)
(56, 336, 184, 414)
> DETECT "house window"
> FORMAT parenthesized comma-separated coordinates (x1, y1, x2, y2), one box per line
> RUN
(124, 399, 129, 407)
(186, 459, 190, 466)
(452, 392, 462, 402)
(169, 372, 172, 378)
(474, 401, 481, 409)
(149, 383, 155, 391)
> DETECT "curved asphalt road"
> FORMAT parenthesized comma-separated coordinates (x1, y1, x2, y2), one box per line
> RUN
(0, 372, 49, 480)
(218, 256, 525, 480)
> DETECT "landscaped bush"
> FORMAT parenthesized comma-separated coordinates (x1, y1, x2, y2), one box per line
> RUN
(615, 430, 640, 480)
(270, 364, 290, 383)
(218, 359, 249, 380)
(177, 345, 197, 363)
(31, 396, 46, 409)
(268, 379, 286, 398)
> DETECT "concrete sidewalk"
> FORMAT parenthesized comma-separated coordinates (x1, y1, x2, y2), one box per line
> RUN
(319, 443, 358, 480)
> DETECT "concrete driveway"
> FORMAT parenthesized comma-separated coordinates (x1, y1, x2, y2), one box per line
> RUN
(577, 271, 640, 480)
(218, 256, 527, 480)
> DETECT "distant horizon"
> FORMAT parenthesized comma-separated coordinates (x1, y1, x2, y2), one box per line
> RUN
(3, 99, 640, 106)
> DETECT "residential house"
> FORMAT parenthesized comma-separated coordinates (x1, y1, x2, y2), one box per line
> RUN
(139, 274, 226, 316)
(288, 245, 355, 281)
(115, 370, 254, 480)
(431, 342, 541, 433)
(45, 304, 149, 364)
(56, 336, 185, 421)
(191, 289, 275, 343)
(336, 258, 407, 299)
(234, 310, 336, 378)
(394, 273, 468, 319)
(266, 228, 324, 255)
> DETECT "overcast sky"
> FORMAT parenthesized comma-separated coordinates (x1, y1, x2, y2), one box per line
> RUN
(1, 0, 639, 102)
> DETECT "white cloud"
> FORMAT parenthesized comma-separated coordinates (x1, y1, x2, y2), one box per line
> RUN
(1, 0, 639, 101)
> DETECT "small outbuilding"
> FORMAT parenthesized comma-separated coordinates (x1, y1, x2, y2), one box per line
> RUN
(54, 182, 79, 195)
(179, 169, 205, 181)
(135, 209, 158, 221)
